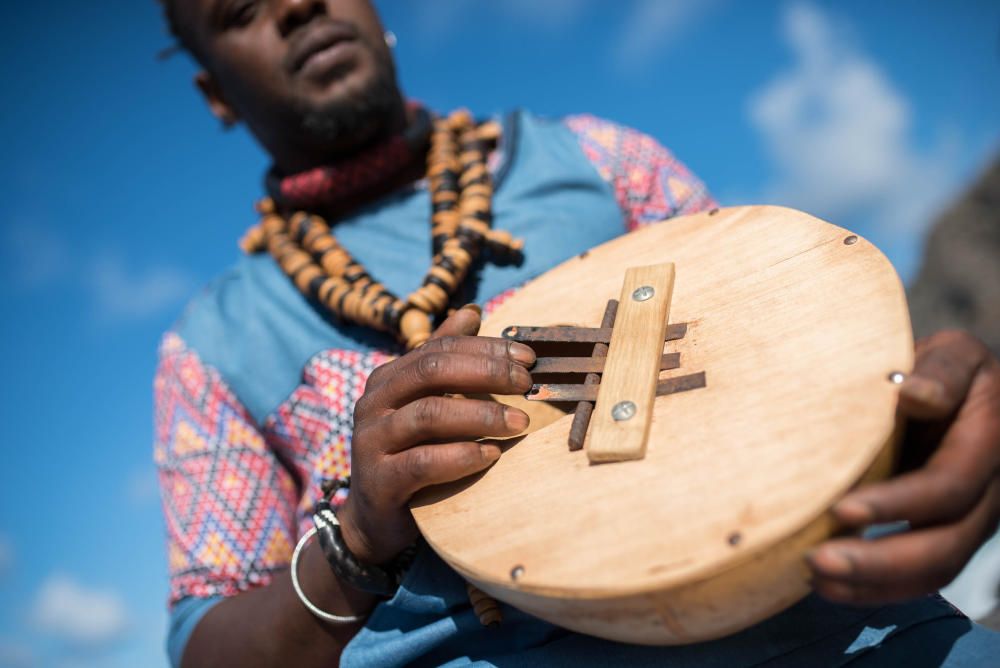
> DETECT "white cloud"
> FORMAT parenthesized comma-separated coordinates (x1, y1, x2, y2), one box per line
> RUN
(30, 575, 129, 647)
(613, 0, 719, 70)
(747, 3, 961, 274)
(86, 254, 194, 321)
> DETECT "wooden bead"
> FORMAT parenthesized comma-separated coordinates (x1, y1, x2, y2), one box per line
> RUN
(255, 197, 276, 215)
(476, 120, 502, 142)
(448, 109, 473, 129)
(239, 225, 266, 253)
(466, 583, 502, 627)
(462, 183, 493, 201)
(422, 283, 449, 311)
(459, 150, 482, 165)
(486, 230, 524, 254)
(458, 163, 488, 187)
(429, 265, 460, 291)
(263, 214, 286, 233)
(310, 234, 338, 254)
(459, 218, 489, 237)
(293, 264, 323, 293)
(407, 288, 435, 313)
(288, 211, 309, 238)
(400, 308, 432, 350)
(280, 250, 312, 276)
(320, 248, 351, 276)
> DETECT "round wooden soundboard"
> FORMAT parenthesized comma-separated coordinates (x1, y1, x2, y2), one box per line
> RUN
(411, 206, 913, 644)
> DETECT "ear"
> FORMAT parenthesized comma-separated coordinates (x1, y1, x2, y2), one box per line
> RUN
(195, 71, 240, 128)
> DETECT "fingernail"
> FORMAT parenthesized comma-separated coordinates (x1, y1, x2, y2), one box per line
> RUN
(480, 444, 501, 462)
(461, 303, 482, 316)
(510, 364, 532, 389)
(504, 407, 529, 432)
(809, 547, 853, 577)
(899, 375, 946, 406)
(509, 343, 536, 366)
(832, 498, 874, 525)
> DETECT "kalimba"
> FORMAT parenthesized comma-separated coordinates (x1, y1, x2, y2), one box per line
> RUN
(412, 206, 913, 644)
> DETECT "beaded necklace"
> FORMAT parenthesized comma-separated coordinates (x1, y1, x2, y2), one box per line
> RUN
(240, 109, 523, 350)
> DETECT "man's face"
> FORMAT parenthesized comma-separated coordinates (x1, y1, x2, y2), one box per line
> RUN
(176, 0, 402, 170)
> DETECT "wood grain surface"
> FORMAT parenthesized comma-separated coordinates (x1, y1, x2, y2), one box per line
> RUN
(586, 264, 674, 463)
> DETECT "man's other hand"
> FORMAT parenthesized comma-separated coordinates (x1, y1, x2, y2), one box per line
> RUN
(809, 330, 1000, 605)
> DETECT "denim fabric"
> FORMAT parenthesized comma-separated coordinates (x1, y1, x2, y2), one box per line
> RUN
(340, 546, 996, 668)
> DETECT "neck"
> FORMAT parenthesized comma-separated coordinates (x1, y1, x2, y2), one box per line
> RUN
(270, 96, 411, 176)
(266, 103, 432, 217)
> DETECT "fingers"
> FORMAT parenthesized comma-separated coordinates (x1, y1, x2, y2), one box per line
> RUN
(363, 350, 534, 411)
(832, 462, 992, 530)
(899, 331, 990, 420)
(377, 397, 529, 453)
(420, 333, 535, 365)
(429, 304, 483, 340)
(387, 441, 502, 499)
(811, 480, 1000, 605)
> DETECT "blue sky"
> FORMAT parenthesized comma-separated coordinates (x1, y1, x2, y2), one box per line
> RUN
(0, 1, 998, 666)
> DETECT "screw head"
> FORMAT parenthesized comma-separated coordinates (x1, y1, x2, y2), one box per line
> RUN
(632, 285, 655, 302)
(888, 371, 905, 384)
(510, 565, 525, 581)
(844, 235, 859, 245)
(611, 400, 637, 421)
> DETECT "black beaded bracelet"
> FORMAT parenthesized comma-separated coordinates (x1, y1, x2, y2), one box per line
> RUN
(312, 479, 416, 598)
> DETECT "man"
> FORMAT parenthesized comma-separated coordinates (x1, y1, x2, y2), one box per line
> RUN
(155, 1, 1000, 666)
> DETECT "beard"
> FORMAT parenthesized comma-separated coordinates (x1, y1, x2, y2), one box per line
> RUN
(294, 46, 403, 157)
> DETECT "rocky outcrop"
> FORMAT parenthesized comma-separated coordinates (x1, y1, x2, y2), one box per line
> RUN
(908, 156, 1000, 355)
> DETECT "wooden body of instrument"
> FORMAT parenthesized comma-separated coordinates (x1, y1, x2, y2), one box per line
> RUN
(411, 206, 913, 645)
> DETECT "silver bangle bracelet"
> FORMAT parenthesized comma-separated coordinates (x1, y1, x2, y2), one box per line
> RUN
(291, 526, 366, 624)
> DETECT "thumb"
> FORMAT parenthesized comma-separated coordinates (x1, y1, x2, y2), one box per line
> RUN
(429, 304, 482, 340)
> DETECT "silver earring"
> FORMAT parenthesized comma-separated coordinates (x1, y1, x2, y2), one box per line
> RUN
(384, 30, 397, 49)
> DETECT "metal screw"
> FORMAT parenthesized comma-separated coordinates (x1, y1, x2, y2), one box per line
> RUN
(844, 235, 858, 245)
(728, 532, 742, 547)
(632, 286, 655, 302)
(888, 371, 905, 384)
(510, 565, 525, 581)
(612, 401, 636, 421)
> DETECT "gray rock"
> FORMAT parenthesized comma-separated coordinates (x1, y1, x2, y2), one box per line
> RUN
(908, 156, 1000, 356)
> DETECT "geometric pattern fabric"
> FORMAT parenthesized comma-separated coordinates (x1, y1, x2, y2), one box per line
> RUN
(565, 114, 715, 229)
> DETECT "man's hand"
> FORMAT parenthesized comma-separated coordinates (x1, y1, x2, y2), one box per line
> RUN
(337, 305, 535, 565)
(809, 330, 1000, 605)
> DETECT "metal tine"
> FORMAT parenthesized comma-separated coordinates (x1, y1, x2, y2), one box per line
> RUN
(534, 352, 681, 375)
(527, 371, 707, 403)
(567, 299, 618, 451)
(503, 322, 688, 344)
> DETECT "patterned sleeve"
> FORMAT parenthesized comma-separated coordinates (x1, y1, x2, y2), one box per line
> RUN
(154, 332, 299, 606)
(563, 114, 717, 231)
